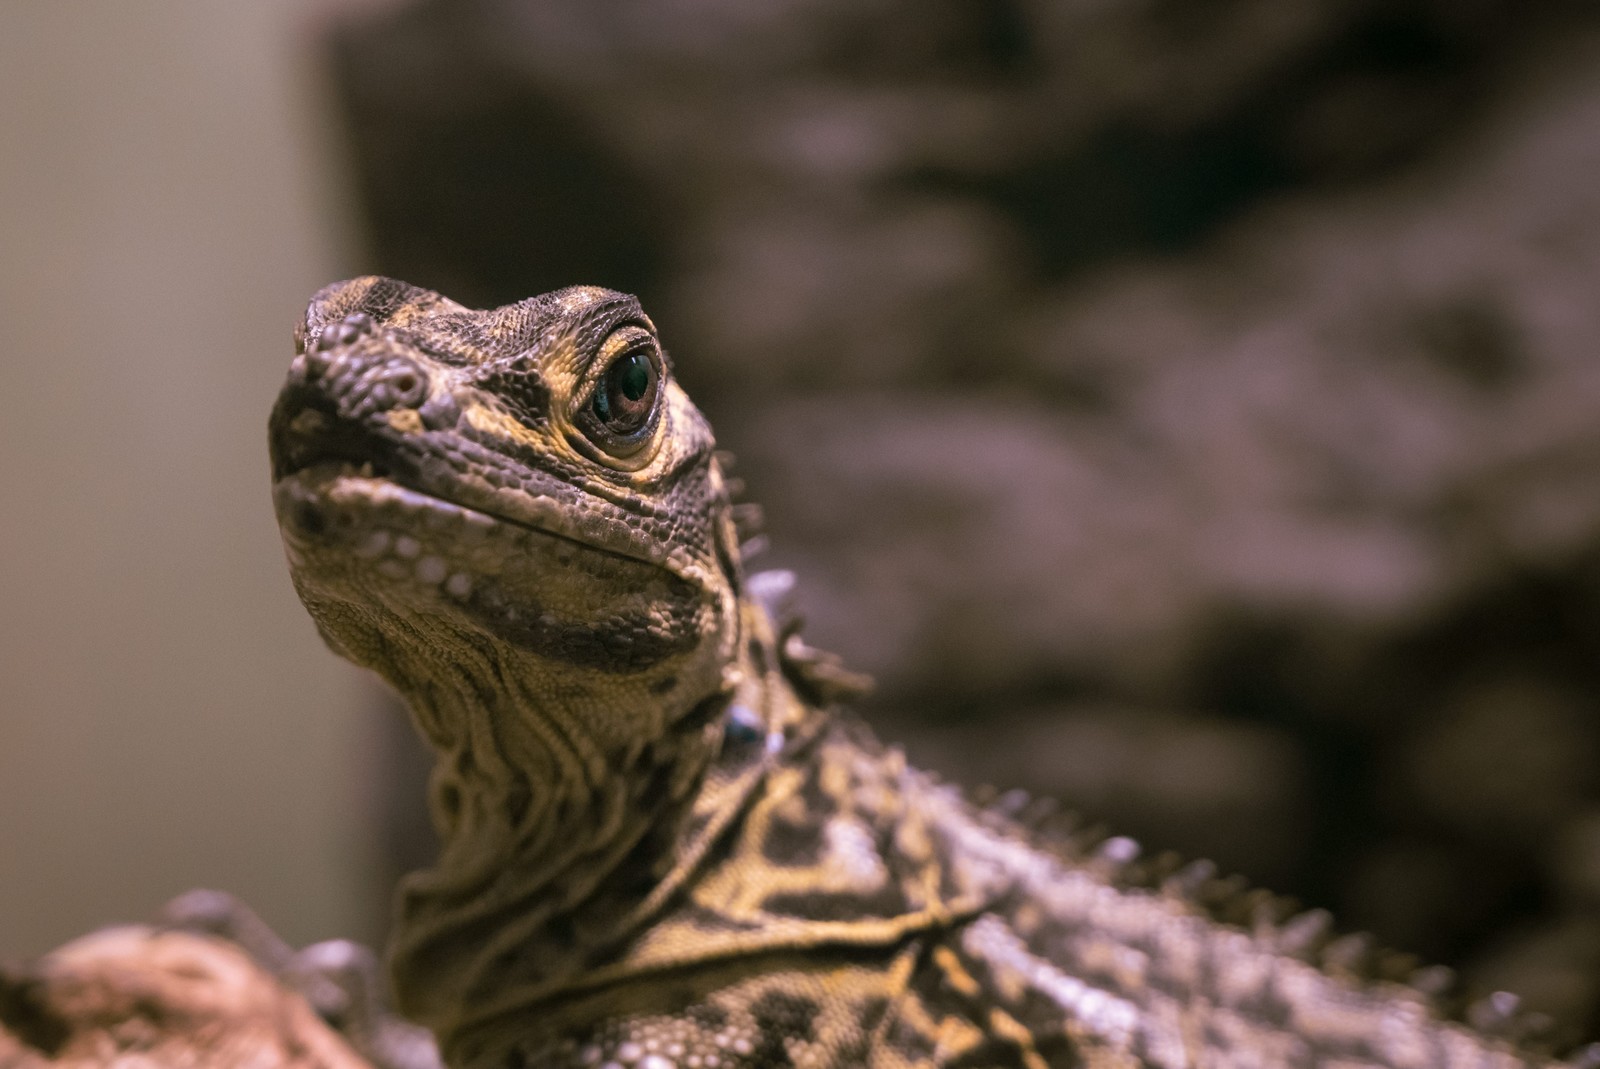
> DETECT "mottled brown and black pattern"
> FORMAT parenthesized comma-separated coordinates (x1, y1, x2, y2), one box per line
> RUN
(269, 278, 1583, 1069)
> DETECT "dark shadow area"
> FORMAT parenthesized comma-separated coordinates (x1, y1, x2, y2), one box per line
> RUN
(330, 5, 671, 310)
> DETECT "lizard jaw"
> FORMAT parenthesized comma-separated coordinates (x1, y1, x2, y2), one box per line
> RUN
(275, 461, 502, 604)
(275, 460, 655, 570)
(269, 394, 680, 577)
(274, 462, 707, 673)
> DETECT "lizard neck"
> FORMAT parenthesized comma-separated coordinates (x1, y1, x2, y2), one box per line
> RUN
(382, 593, 785, 1040)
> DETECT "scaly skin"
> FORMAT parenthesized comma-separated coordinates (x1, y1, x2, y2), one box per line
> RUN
(268, 277, 1584, 1069)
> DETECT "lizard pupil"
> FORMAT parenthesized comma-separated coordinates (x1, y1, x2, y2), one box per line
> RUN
(617, 352, 650, 402)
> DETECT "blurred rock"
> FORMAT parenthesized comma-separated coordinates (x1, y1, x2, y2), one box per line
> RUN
(1551, 811, 1600, 910)
(1398, 677, 1598, 842)
(0, 927, 368, 1069)
(1342, 838, 1518, 962)
(740, 40, 1600, 702)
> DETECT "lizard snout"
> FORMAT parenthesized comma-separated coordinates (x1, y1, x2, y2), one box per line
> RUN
(269, 318, 439, 483)
(291, 313, 431, 420)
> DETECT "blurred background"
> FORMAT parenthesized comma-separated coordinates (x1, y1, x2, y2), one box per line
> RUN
(5, 0, 1600, 1045)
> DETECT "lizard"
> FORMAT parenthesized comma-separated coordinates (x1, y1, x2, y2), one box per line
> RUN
(260, 274, 1595, 1069)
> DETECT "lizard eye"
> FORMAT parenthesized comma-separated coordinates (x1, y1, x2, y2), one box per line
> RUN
(577, 343, 661, 457)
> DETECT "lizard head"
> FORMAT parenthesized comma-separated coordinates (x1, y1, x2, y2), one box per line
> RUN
(269, 276, 744, 782)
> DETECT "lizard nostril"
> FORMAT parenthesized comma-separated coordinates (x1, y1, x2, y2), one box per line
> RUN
(381, 364, 428, 409)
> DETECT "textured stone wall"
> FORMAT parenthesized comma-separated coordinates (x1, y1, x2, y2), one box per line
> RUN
(327, 0, 1600, 1041)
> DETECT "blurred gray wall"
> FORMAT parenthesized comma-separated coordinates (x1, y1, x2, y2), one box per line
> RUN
(0, 0, 399, 958)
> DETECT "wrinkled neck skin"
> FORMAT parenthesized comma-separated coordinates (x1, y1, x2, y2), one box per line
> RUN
(377, 590, 775, 1042)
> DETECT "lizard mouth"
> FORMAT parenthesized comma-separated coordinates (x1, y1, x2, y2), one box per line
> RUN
(273, 459, 704, 670)
(269, 398, 662, 570)
(268, 387, 402, 479)
(266, 370, 691, 652)
(267, 379, 675, 579)
(275, 460, 619, 623)
(274, 459, 655, 569)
